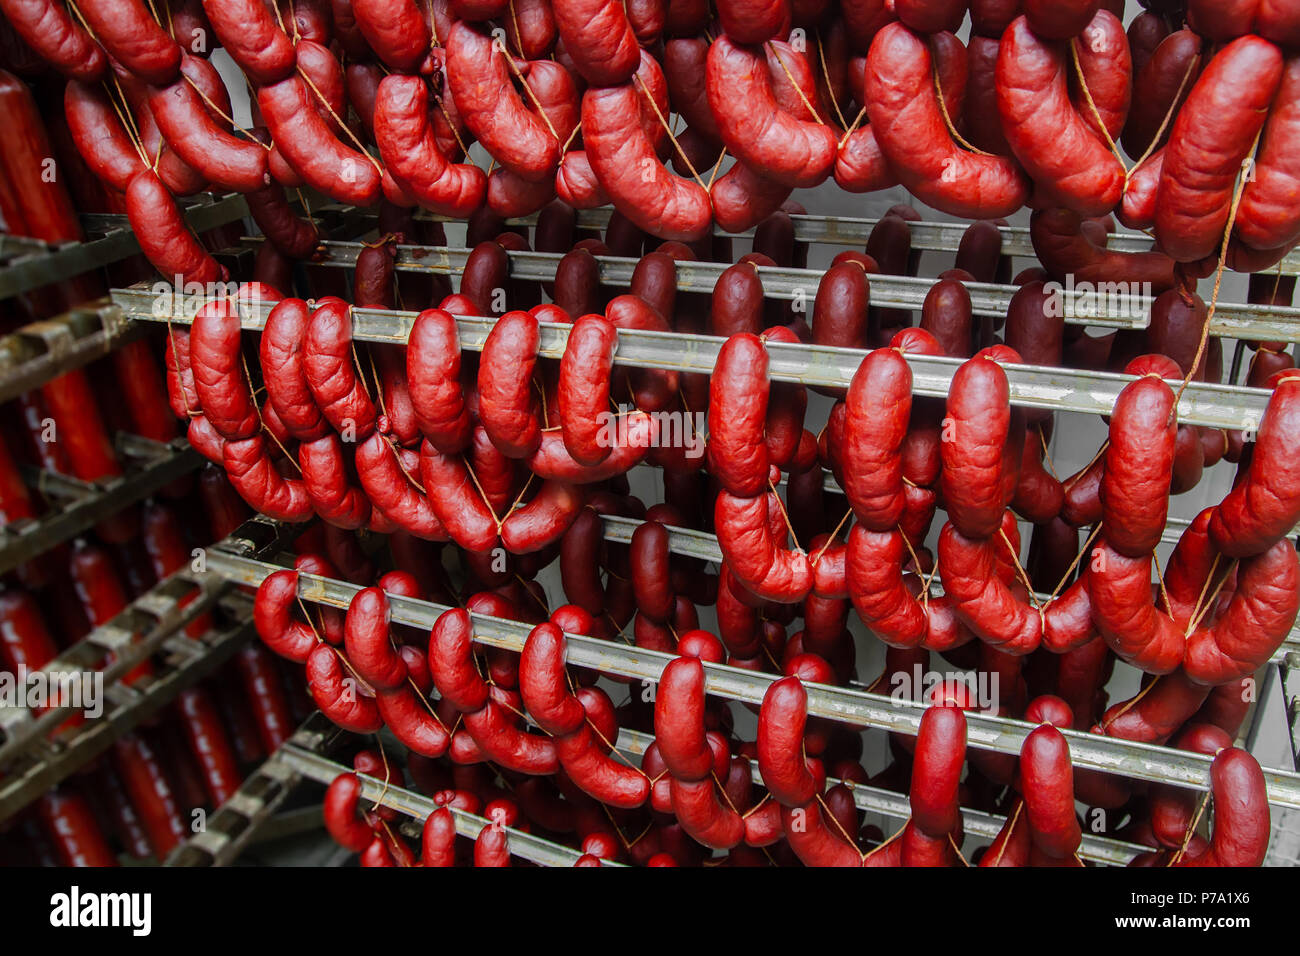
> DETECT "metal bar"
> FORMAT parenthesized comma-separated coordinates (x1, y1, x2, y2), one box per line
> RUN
(0, 515, 298, 775)
(113, 286, 1272, 432)
(165, 716, 336, 867)
(612, 727, 1143, 866)
(199, 548, 1300, 809)
(0, 300, 146, 405)
(0, 598, 256, 822)
(276, 744, 617, 867)
(791, 465, 1298, 550)
(600, 508, 1300, 666)
(290, 239, 1300, 343)
(0, 438, 202, 576)
(296, 239, 1135, 330)
(427, 208, 1300, 274)
(0, 193, 250, 300)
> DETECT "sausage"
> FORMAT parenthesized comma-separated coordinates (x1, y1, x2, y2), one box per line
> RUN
(709, 334, 770, 498)
(706, 36, 837, 189)
(373, 74, 486, 218)
(844, 348, 910, 530)
(303, 297, 377, 439)
(1154, 36, 1285, 263)
(125, 170, 225, 284)
(0, 0, 107, 81)
(1088, 542, 1185, 674)
(200, 0, 296, 84)
(712, 160, 796, 234)
(552, 0, 640, 85)
(1121, 28, 1202, 160)
(176, 686, 241, 806)
(222, 435, 313, 522)
(258, 74, 382, 207)
(757, 676, 820, 806)
(1019, 724, 1082, 862)
(938, 524, 1042, 656)
(352, 0, 430, 71)
(966, 35, 1011, 157)
(653, 655, 714, 780)
(582, 83, 711, 241)
(896, 0, 965, 33)
(910, 703, 965, 839)
(1071, 9, 1129, 145)
(864, 23, 1029, 220)
(63, 80, 146, 191)
(112, 733, 187, 857)
(499, 480, 584, 553)
(407, 309, 474, 454)
(431, 611, 558, 774)
(306, 642, 384, 733)
(356, 433, 448, 540)
(261, 298, 330, 442)
(940, 352, 1020, 540)
(1209, 375, 1300, 557)
(1023, 0, 1098, 40)
(715, 489, 813, 604)
(1173, 748, 1270, 868)
(341, 586, 407, 692)
(447, 23, 559, 183)
(418, 442, 501, 553)
(147, 69, 269, 194)
(996, 16, 1123, 217)
(190, 297, 260, 441)
(1101, 376, 1177, 558)
(478, 310, 542, 458)
(1184, 538, 1299, 685)
(521, 623, 651, 807)
(1237, 57, 1300, 255)
(77, 0, 181, 85)
(36, 790, 119, 867)
(324, 773, 376, 851)
(1030, 206, 1176, 292)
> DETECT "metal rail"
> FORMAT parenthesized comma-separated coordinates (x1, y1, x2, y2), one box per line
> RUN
(428, 208, 1300, 275)
(597, 510, 1300, 665)
(197, 547, 1300, 810)
(0, 193, 250, 301)
(293, 239, 1300, 344)
(165, 715, 335, 867)
(0, 298, 150, 405)
(113, 285, 1272, 432)
(612, 727, 1144, 866)
(0, 516, 299, 821)
(0, 436, 202, 576)
(278, 743, 615, 867)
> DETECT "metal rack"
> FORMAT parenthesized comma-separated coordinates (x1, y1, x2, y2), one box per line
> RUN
(427, 208, 1300, 276)
(611, 728, 1145, 866)
(256, 237, 1300, 346)
(172, 715, 1147, 867)
(194, 539, 1300, 811)
(598, 508, 1300, 666)
(164, 716, 330, 867)
(0, 515, 299, 822)
(0, 193, 251, 301)
(178, 716, 611, 867)
(6, 196, 1297, 865)
(115, 284, 1271, 432)
(0, 435, 202, 576)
